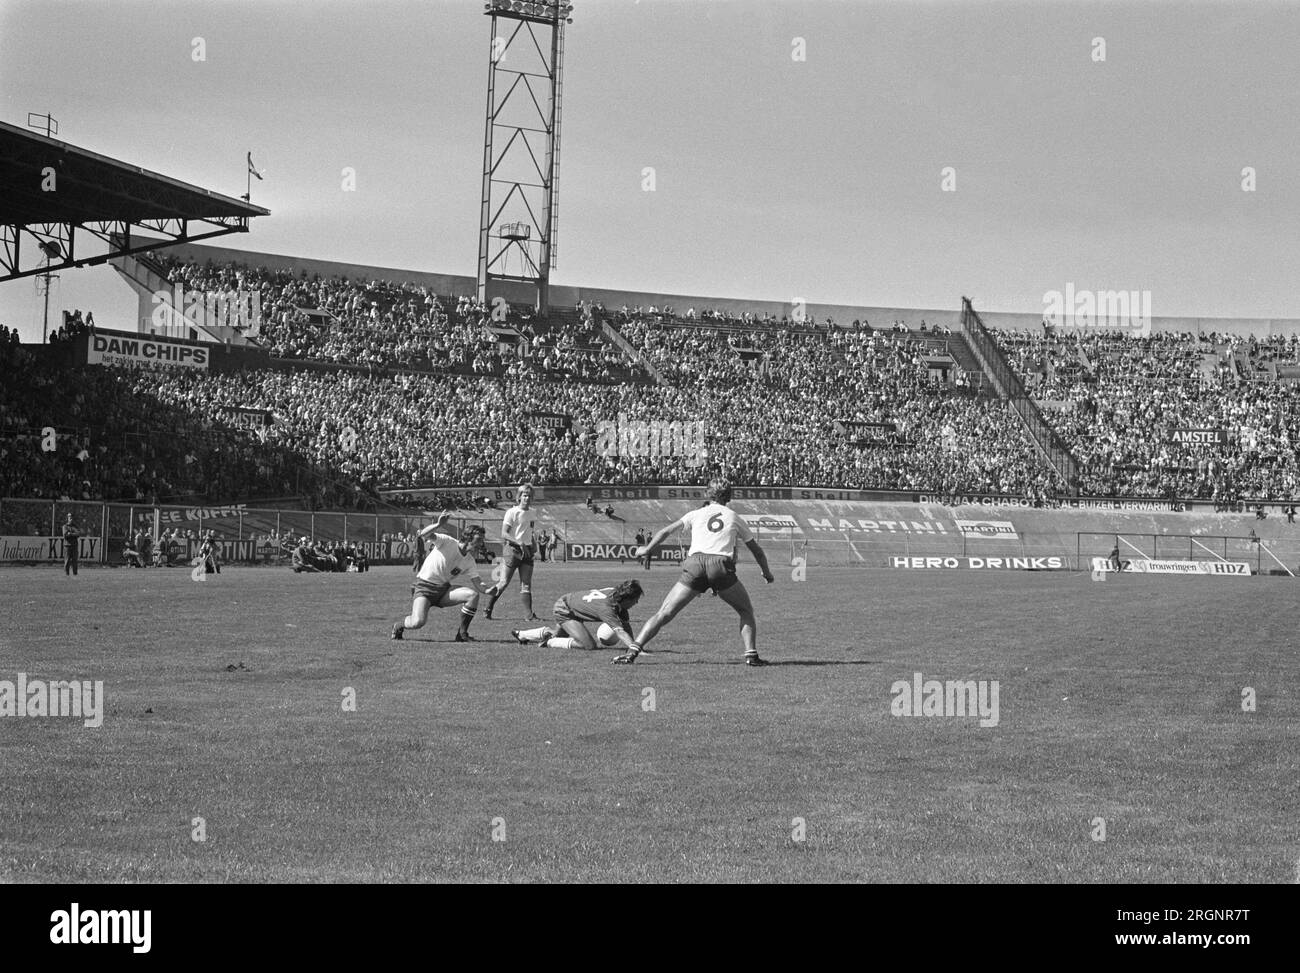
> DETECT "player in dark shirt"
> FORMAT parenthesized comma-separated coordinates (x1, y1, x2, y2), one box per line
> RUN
(62, 514, 80, 576)
(510, 580, 642, 651)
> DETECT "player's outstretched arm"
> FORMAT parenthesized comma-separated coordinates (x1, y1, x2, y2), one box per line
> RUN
(636, 520, 682, 558)
(417, 511, 454, 539)
(746, 539, 775, 583)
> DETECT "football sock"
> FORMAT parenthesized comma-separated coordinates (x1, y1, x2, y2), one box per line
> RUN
(459, 606, 476, 635)
(547, 637, 577, 649)
(517, 626, 550, 641)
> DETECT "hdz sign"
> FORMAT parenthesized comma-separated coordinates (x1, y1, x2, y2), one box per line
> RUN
(1090, 557, 1251, 576)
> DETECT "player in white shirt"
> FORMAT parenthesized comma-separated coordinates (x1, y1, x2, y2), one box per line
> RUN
(390, 512, 491, 642)
(484, 483, 542, 621)
(615, 477, 775, 666)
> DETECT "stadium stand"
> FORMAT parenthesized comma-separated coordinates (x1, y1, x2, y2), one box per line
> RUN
(991, 327, 1300, 501)
(7, 250, 1300, 513)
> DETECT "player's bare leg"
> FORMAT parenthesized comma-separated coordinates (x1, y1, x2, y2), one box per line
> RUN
(511, 620, 560, 644)
(553, 619, 598, 650)
(441, 588, 481, 641)
(485, 561, 518, 619)
(517, 561, 539, 620)
(614, 583, 697, 663)
(392, 595, 433, 639)
(717, 580, 767, 665)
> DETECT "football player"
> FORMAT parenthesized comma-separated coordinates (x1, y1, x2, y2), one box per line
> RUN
(615, 477, 774, 666)
(484, 483, 542, 620)
(511, 580, 643, 651)
(391, 513, 490, 642)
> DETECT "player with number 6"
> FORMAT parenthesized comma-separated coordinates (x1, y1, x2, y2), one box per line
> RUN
(616, 477, 774, 666)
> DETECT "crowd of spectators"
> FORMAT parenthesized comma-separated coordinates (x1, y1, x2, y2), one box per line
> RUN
(1, 291, 1058, 503)
(84, 305, 1048, 495)
(0, 356, 358, 508)
(13, 254, 1300, 505)
(290, 536, 370, 573)
(48, 310, 95, 346)
(994, 327, 1300, 500)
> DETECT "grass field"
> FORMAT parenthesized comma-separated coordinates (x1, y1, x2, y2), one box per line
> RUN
(1, 562, 1296, 883)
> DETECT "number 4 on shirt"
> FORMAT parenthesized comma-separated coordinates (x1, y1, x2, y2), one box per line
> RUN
(582, 589, 607, 602)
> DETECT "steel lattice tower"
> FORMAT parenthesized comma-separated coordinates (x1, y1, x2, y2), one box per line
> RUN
(477, 0, 573, 314)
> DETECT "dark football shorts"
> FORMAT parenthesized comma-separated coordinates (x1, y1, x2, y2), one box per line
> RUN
(504, 543, 535, 569)
(411, 579, 452, 604)
(552, 596, 574, 621)
(679, 553, 738, 593)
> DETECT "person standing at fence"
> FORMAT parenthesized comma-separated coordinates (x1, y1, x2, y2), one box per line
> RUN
(484, 483, 542, 621)
(62, 513, 81, 576)
(413, 528, 426, 574)
(200, 531, 222, 574)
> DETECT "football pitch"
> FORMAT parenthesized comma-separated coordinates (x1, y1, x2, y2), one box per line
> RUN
(1, 563, 1296, 883)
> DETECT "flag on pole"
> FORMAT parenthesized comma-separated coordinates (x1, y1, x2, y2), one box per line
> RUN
(247, 152, 264, 181)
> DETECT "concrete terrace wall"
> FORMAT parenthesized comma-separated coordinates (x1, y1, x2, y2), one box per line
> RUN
(158, 240, 957, 326)
(975, 309, 1300, 339)
(527, 497, 1300, 573)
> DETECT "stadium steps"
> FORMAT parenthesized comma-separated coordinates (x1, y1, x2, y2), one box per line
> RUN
(108, 249, 254, 346)
(944, 331, 992, 393)
(601, 320, 666, 384)
(960, 299, 1081, 485)
(1198, 352, 1221, 382)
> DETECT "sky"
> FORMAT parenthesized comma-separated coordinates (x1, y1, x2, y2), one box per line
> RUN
(3, 0, 1300, 341)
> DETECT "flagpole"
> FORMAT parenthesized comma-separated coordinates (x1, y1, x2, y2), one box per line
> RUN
(245, 151, 251, 201)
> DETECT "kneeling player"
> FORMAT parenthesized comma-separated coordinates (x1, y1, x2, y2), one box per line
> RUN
(511, 580, 643, 651)
(616, 477, 774, 666)
(391, 514, 489, 642)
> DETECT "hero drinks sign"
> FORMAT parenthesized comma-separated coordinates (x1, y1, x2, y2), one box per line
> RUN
(0, 536, 100, 563)
(890, 556, 1067, 570)
(87, 334, 209, 370)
